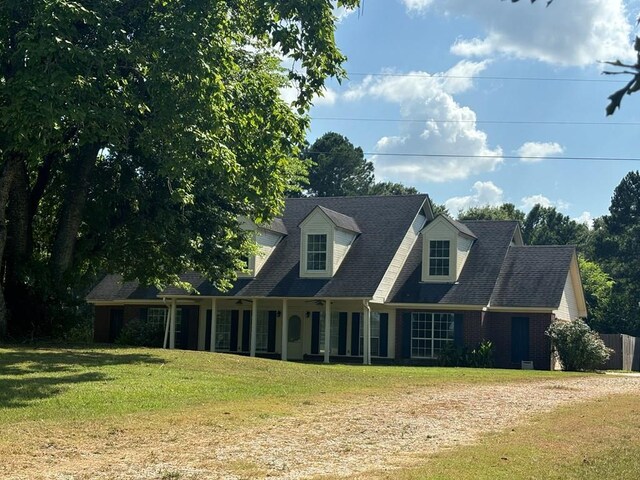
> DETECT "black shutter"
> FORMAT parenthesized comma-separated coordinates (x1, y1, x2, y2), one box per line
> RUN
(179, 308, 189, 350)
(139, 307, 148, 321)
(351, 312, 361, 356)
(454, 313, 464, 348)
(338, 312, 348, 355)
(379, 313, 389, 357)
(229, 310, 239, 352)
(267, 311, 277, 353)
(402, 312, 412, 359)
(205, 309, 212, 351)
(311, 312, 320, 355)
(242, 310, 251, 352)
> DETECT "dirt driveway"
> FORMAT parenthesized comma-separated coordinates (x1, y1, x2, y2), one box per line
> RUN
(5, 374, 640, 480)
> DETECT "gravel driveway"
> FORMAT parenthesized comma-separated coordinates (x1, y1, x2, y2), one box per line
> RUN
(6, 374, 640, 480)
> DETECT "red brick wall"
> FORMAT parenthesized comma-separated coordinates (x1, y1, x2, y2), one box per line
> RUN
(486, 312, 554, 370)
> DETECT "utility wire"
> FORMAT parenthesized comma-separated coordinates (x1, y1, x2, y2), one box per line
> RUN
(345, 72, 628, 83)
(304, 151, 640, 162)
(311, 116, 640, 126)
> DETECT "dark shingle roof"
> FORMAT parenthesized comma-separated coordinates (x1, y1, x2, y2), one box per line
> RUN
(389, 221, 519, 305)
(314, 206, 361, 233)
(261, 217, 288, 236)
(491, 246, 574, 308)
(87, 195, 430, 300)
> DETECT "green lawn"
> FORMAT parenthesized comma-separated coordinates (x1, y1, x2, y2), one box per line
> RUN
(0, 344, 569, 424)
(2, 345, 637, 480)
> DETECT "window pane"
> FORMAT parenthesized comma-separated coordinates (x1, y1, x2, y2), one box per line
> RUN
(411, 312, 454, 358)
(307, 234, 327, 271)
(429, 240, 450, 276)
(215, 310, 232, 350)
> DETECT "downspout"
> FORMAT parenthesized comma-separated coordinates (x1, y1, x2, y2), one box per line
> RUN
(363, 299, 371, 365)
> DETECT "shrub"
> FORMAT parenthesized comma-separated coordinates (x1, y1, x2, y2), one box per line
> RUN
(546, 318, 612, 371)
(116, 317, 165, 348)
(438, 340, 494, 368)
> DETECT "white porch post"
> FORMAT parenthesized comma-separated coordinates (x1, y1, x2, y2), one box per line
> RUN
(162, 305, 170, 349)
(324, 299, 331, 364)
(210, 297, 217, 352)
(281, 299, 288, 361)
(250, 299, 258, 357)
(169, 298, 177, 349)
(363, 300, 371, 365)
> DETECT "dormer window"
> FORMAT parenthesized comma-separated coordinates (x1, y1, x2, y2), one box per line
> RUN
(299, 205, 360, 278)
(421, 215, 476, 283)
(237, 216, 287, 278)
(307, 234, 327, 271)
(429, 240, 450, 276)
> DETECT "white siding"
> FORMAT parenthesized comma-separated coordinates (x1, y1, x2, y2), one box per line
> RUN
(421, 218, 457, 283)
(456, 236, 473, 279)
(254, 229, 282, 275)
(299, 210, 333, 278)
(554, 273, 580, 321)
(373, 213, 427, 302)
(333, 228, 357, 273)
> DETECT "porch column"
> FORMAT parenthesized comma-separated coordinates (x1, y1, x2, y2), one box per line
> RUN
(363, 300, 371, 365)
(210, 297, 217, 353)
(324, 299, 331, 364)
(163, 306, 170, 349)
(250, 298, 258, 357)
(169, 298, 177, 349)
(281, 299, 288, 361)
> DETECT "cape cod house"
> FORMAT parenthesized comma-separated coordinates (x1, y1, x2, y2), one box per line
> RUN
(87, 194, 587, 370)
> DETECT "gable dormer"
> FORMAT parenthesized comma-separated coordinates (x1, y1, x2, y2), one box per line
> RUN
(420, 215, 476, 283)
(238, 217, 287, 278)
(299, 205, 360, 278)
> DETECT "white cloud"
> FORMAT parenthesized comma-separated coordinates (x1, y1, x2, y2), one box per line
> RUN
(517, 141, 564, 163)
(313, 87, 338, 106)
(445, 181, 504, 214)
(344, 61, 503, 183)
(403, 0, 634, 66)
(333, 4, 357, 22)
(520, 194, 569, 211)
(574, 211, 594, 228)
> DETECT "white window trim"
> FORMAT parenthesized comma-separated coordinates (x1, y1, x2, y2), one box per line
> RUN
(410, 312, 455, 359)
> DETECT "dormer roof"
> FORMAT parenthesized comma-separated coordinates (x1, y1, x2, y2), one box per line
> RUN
(261, 217, 288, 236)
(422, 214, 476, 239)
(299, 205, 361, 233)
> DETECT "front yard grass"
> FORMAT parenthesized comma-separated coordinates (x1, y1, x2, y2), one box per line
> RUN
(3, 345, 635, 480)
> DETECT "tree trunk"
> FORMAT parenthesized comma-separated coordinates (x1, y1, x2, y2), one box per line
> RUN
(0, 154, 23, 339)
(50, 144, 100, 282)
(5, 156, 30, 285)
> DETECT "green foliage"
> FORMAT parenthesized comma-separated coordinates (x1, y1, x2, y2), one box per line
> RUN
(115, 318, 165, 348)
(458, 203, 525, 223)
(578, 255, 614, 332)
(368, 181, 419, 196)
(0, 0, 359, 338)
(522, 204, 589, 246)
(546, 319, 612, 371)
(438, 340, 494, 368)
(304, 132, 375, 197)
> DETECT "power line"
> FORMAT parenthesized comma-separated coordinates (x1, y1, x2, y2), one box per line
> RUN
(305, 150, 640, 162)
(312, 116, 640, 127)
(345, 71, 628, 84)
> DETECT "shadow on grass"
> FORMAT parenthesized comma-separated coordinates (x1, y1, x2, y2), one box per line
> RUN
(0, 345, 165, 409)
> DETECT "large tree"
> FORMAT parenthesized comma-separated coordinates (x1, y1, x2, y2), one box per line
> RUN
(458, 203, 525, 223)
(522, 205, 589, 247)
(0, 0, 359, 338)
(304, 132, 374, 197)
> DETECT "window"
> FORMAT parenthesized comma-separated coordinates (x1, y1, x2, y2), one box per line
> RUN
(147, 308, 181, 331)
(411, 312, 454, 358)
(215, 310, 232, 351)
(319, 313, 339, 354)
(360, 312, 381, 357)
(307, 234, 327, 271)
(147, 308, 167, 329)
(256, 311, 269, 352)
(429, 240, 450, 276)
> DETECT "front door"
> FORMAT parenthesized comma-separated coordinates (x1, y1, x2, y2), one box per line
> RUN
(511, 317, 530, 364)
(287, 315, 303, 360)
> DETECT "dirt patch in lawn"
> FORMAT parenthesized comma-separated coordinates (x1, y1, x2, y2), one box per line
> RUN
(3, 375, 639, 480)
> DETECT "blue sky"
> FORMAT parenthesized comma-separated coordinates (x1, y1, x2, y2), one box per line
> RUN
(297, 0, 640, 223)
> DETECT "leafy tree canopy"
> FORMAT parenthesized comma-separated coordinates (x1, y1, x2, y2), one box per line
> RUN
(458, 203, 525, 223)
(0, 0, 359, 337)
